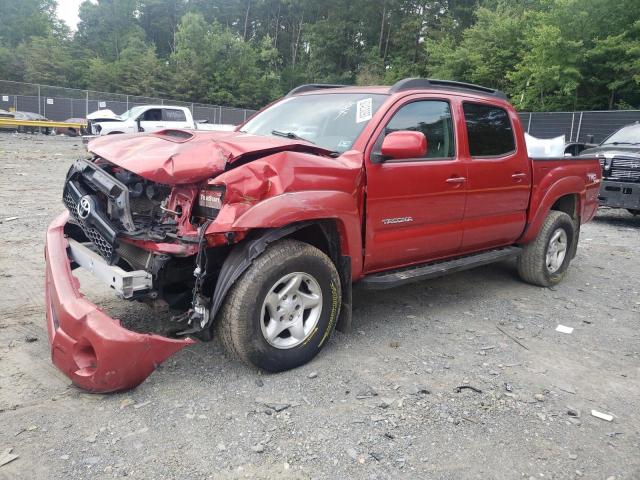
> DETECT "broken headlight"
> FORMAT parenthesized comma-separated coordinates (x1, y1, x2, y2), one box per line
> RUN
(193, 186, 225, 220)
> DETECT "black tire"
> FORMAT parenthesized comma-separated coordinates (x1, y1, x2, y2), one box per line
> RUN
(517, 211, 576, 287)
(627, 209, 640, 216)
(217, 239, 341, 372)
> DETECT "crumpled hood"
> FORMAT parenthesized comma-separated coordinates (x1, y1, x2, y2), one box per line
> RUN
(87, 130, 334, 184)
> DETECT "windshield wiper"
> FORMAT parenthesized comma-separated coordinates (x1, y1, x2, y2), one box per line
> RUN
(271, 130, 316, 144)
(602, 141, 640, 146)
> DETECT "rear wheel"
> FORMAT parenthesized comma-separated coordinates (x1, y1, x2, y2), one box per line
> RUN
(518, 211, 575, 287)
(217, 239, 341, 372)
(627, 209, 640, 216)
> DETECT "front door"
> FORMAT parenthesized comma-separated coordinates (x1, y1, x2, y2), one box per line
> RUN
(459, 101, 531, 252)
(138, 108, 164, 132)
(364, 97, 467, 272)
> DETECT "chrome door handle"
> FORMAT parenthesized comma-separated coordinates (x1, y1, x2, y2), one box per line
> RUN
(446, 177, 466, 184)
(512, 173, 527, 179)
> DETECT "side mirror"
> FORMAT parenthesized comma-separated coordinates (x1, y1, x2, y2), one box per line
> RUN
(380, 131, 427, 160)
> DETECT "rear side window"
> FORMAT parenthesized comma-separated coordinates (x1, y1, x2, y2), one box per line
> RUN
(463, 103, 515, 156)
(385, 100, 455, 158)
(163, 109, 187, 122)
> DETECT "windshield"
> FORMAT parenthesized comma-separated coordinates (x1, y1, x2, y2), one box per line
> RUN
(119, 106, 145, 120)
(241, 93, 387, 153)
(601, 124, 640, 145)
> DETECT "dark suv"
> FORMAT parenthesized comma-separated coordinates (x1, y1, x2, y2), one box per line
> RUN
(581, 122, 640, 214)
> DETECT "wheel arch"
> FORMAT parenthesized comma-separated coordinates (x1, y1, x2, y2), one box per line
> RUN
(208, 220, 353, 335)
(519, 176, 584, 244)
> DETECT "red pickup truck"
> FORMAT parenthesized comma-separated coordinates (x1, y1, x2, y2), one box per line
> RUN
(45, 78, 601, 392)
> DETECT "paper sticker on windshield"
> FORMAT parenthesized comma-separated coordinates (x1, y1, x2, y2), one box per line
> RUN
(356, 98, 373, 123)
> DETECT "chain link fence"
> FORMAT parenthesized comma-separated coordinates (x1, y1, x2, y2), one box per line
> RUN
(0, 80, 256, 125)
(518, 110, 640, 144)
(2, 79, 638, 141)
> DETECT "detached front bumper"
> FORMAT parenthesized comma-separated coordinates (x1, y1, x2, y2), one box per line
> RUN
(45, 211, 194, 393)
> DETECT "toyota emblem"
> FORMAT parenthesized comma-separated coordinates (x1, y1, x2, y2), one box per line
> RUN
(76, 196, 92, 220)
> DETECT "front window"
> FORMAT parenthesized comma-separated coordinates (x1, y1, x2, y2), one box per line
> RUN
(601, 124, 640, 146)
(241, 93, 388, 153)
(384, 100, 455, 158)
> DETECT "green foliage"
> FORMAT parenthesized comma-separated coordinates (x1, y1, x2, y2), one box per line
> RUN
(428, 0, 640, 110)
(20, 35, 74, 85)
(0, 0, 638, 110)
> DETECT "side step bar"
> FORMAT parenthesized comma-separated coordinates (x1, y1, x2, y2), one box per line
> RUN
(359, 246, 522, 290)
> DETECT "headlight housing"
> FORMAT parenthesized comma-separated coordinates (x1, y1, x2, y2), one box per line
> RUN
(193, 186, 225, 220)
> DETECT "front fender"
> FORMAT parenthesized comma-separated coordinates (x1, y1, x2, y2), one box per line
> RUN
(231, 190, 363, 277)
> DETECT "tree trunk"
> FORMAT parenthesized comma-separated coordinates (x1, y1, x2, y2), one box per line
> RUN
(292, 15, 304, 70)
(243, 0, 251, 41)
(274, 4, 281, 48)
(383, 23, 391, 61)
(378, 0, 386, 55)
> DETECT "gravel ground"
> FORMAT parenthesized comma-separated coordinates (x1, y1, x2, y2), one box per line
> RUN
(0, 133, 639, 480)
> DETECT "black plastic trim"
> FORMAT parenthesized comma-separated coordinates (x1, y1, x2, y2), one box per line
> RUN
(359, 246, 522, 290)
(286, 84, 349, 96)
(390, 78, 507, 100)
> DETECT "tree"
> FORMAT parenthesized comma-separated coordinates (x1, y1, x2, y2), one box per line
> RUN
(20, 35, 74, 86)
(0, 0, 638, 110)
(0, 0, 60, 47)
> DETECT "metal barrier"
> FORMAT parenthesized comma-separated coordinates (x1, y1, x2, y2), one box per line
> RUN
(518, 110, 640, 143)
(0, 118, 85, 129)
(3, 79, 637, 143)
(0, 80, 256, 125)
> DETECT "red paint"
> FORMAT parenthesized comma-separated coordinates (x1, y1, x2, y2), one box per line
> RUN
(46, 83, 602, 392)
(88, 130, 334, 184)
(45, 212, 194, 392)
(381, 131, 427, 159)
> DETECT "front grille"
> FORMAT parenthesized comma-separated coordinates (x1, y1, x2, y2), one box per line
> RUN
(609, 156, 640, 183)
(64, 191, 115, 263)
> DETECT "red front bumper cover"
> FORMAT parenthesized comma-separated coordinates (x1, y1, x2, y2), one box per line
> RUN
(45, 212, 194, 393)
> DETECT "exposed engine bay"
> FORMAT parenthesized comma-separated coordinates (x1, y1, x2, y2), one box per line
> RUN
(62, 157, 222, 337)
(63, 158, 179, 260)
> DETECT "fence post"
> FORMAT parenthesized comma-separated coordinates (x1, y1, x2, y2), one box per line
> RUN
(569, 113, 575, 142)
(126, 95, 129, 110)
(575, 112, 584, 142)
(191, 102, 194, 114)
(38, 84, 41, 115)
(243, 109, 247, 122)
(85, 90, 89, 117)
(219, 106, 222, 124)
(527, 112, 532, 133)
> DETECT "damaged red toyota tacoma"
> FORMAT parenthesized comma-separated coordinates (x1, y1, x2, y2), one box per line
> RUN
(45, 79, 602, 392)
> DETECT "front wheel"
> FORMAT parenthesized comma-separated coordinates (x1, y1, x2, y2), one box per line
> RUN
(217, 239, 341, 372)
(518, 211, 576, 287)
(628, 209, 640, 216)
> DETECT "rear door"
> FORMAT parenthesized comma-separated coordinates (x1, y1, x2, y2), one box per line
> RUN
(162, 108, 192, 129)
(364, 96, 467, 272)
(459, 101, 531, 252)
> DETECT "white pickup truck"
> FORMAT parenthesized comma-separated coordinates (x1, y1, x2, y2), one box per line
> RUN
(86, 105, 235, 136)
